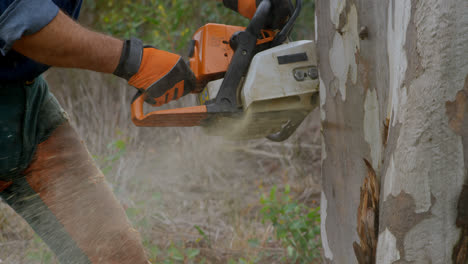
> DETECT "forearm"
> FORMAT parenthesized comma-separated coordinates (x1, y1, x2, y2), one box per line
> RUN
(12, 11, 123, 74)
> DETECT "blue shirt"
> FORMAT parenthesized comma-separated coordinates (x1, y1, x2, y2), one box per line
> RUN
(0, 0, 82, 81)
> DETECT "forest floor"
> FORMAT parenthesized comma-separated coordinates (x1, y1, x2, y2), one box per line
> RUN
(0, 69, 322, 263)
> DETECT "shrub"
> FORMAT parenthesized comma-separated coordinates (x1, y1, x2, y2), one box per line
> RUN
(260, 185, 321, 263)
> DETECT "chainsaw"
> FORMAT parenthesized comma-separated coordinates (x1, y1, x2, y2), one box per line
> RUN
(130, 0, 318, 141)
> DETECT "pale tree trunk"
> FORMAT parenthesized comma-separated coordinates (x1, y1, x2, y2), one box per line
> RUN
(316, 0, 468, 263)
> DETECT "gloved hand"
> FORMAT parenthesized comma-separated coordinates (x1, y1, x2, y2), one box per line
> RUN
(113, 38, 196, 106)
(223, 0, 293, 29)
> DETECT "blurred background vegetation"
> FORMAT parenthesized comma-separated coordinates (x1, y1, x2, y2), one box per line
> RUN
(0, 1, 320, 263)
(80, 0, 315, 53)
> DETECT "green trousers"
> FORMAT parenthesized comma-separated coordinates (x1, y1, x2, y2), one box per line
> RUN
(0, 77, 148, 263)
(0, 76, 67, 179)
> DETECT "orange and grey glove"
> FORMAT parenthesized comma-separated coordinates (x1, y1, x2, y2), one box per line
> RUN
(113, 38, 196, 106)
(223, 0, 293, 29)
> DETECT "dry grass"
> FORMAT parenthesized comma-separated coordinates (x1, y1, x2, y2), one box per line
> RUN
(0, 68, 321, 263)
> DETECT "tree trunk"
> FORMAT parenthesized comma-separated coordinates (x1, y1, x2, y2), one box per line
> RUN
(316, 0, 468, 263)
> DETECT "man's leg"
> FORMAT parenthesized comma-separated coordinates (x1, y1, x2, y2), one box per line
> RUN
(0, 122, 148, 264)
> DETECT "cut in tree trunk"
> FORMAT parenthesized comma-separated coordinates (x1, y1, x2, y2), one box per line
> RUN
(316, 0, 468, 263)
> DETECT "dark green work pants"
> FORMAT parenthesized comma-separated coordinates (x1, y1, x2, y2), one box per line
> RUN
(0, 76, 66, 178)
(0, 77, 148, 264)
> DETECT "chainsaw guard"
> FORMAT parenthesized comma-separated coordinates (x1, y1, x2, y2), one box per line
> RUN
(131, 94, 208, 127)
(266, 114, 307, 142)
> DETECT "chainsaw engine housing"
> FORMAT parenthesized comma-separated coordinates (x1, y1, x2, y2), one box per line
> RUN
(198, 40, 318, 140)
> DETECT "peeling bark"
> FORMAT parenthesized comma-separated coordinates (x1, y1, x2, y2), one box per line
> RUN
(447, 75, 468, 263)
(453, 185, 468, 264)
(453, 232, 468, 264)
(446, 75, 468, 137)
(379, 191, 434, 262)
(456, 184, 468, 228)
(382, 118, 390, 147)
(353, 159, 379, 264)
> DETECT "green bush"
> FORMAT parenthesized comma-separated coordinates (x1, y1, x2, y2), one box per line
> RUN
(260, 185, 321, 263)
(84, 0, 314, 53)
(84, 0, 248, 52)
(145, 242, 201, 264)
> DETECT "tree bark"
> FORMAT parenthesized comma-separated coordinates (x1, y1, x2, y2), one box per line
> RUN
(317, 0, 468, 263)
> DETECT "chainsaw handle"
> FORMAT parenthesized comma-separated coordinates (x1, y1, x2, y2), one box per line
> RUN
(210, 0, 272, 111)
(130, 91, 208, 127)
(271, 0, 302, 46)
(246, 0, 271, 35)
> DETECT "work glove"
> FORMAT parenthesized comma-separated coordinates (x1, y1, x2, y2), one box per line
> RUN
(113, 38, 196, 106)
(223, 0, 293, 29)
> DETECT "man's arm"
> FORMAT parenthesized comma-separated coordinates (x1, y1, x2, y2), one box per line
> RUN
(12, 10, 123, 74)
(11, 9, 195, 107)
(9, 0, 288, 107)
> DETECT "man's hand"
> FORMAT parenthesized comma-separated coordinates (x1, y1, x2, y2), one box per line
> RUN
(222, 0, 293, 29)
(113, 38, 196, 106)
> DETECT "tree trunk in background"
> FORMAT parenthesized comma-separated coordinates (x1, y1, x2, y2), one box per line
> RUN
(316, 0, 468, 263)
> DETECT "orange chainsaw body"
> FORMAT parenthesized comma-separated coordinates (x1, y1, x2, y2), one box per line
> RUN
(190, 23, 275, 91)
(189, 24, 244, 90)
(131, 23, 275, 127)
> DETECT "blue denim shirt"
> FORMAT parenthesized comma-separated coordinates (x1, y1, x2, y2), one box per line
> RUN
(0, 0, 82, 81)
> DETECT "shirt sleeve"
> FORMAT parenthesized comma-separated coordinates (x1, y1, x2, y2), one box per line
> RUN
(0, 0, 59, 55)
